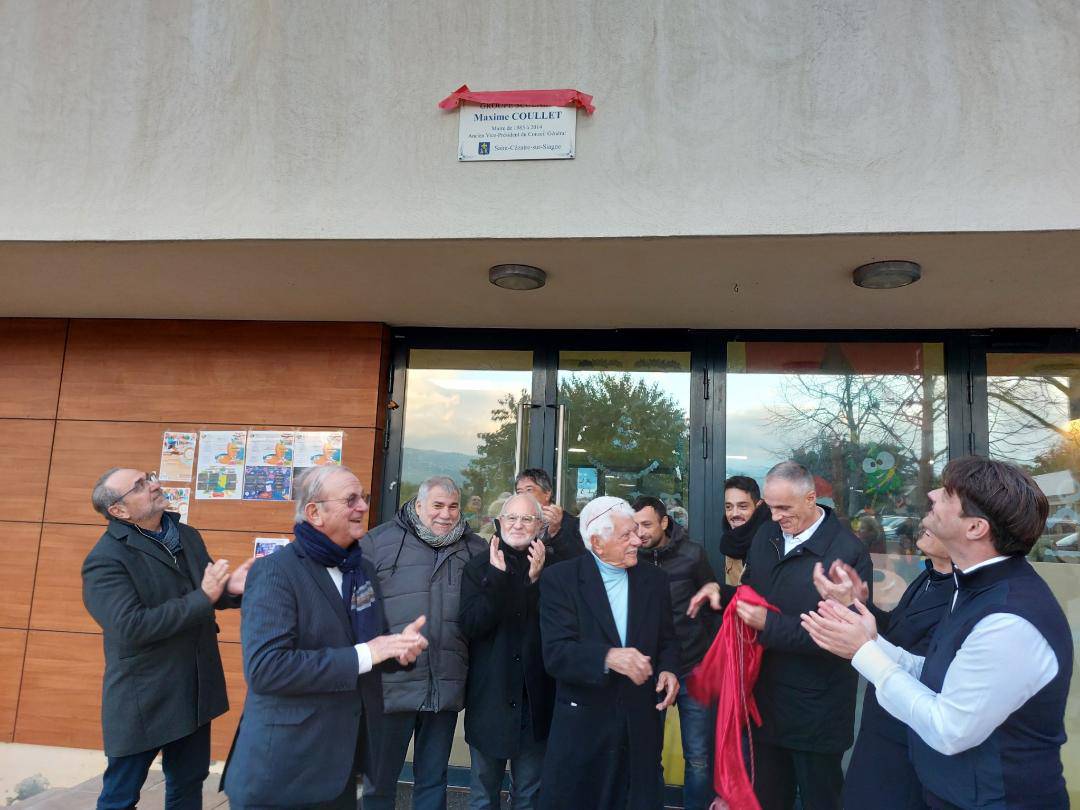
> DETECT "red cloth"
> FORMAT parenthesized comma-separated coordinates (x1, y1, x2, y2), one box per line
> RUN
(438, 84, 595, 114)
(687, 585, 780, 810)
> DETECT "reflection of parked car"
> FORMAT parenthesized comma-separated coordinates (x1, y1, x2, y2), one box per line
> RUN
(1055, 532, 1078, 550)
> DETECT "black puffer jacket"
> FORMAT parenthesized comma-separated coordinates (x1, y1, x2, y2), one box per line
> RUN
(638, 522, 718, 676)
(359, 501, 486, 713)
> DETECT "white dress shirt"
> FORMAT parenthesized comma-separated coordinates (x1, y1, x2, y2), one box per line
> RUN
(327, 566, 374, 675)
(782, 506, 826, 556)
(851, 556, 1059, 755)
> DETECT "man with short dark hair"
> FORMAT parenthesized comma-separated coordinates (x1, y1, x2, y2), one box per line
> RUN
(83, 467, 251, 810)
(720, 475, 772, 584)
(803, 456, 1073, 810)
(515, 468, 584, 563)
(632, 495, 717, 810)
(689, 461, 872, 810)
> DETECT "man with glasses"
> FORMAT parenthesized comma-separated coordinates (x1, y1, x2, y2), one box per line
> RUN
(83, 467, 252, 810)
(460, 493, 552, 809)
(538, 495, 680, 810)
(222, 465, 428, 809)
(515, 468, 584, 563)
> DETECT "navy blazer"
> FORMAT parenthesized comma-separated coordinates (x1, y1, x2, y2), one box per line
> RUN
(539, 555, 680, 810)
(221, 540, 392, 807)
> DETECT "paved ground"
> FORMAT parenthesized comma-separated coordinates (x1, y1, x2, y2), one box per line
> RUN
(7, 773, 500, 808)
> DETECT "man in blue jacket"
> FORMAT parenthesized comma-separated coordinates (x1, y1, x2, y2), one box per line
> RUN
(221, 465, 428, 810)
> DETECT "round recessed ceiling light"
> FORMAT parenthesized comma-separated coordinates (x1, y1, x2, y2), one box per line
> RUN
(489, 264, 546, 291)
(852, 260, 922, 289)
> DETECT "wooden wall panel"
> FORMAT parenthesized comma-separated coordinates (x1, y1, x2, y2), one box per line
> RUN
(199, 531, 283, 644)
(59, 321, 387, 428)
(0, 522, 42, 629)
(0, 319, 66, 418)
(44, 421, 378, 531)
(0, 629, 27, 742)
(0, 419, 55, 521)
(211, 641, 245, 762)
(16, 630, 104, 750)
(30, 524, 100, 633)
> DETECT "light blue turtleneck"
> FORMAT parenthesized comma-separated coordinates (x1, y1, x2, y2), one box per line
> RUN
(591, 552, 628, 645)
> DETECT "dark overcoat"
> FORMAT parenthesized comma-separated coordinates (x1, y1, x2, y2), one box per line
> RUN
(81, 515, 238, 757)
(460, 541, 554, 759)
(221, 540, 394, 807)
(538, 555, 680, 810)
(740, 506, 873, 753)
(843, 562, 955, 810)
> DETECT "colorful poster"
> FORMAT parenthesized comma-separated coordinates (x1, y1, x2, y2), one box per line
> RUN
(243, 466, 293, 501)
(161, 486, 191, 523)
(245, 431, 295, 468)
(159, 432, 196, 481)
(195, 430, 246, 500)
(254, 537, 290, 558)
(293, 431, 343, 468)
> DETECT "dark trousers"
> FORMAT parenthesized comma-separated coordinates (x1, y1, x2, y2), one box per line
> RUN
(97, 723, 210, 810)
(361, 710, 458, 810)
(467, 736, 546, 810)
(751, 739, 843, 810)
(228, 778, 357, 810)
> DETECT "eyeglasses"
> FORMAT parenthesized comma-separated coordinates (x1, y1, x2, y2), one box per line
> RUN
(111, 472, 159, 505)
(501, 514, 540, 526)
(314, 492, 370, 510)
(584, 504, 617, 531)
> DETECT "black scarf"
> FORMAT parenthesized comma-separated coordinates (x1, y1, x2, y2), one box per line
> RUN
(294, 522, 380, 645)
(719, 501, 774, 560)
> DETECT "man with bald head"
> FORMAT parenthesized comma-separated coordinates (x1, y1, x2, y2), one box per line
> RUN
(83, 467, 252, 810)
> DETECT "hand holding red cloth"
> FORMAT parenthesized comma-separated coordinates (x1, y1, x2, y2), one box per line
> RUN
(687, 585, 780, 810)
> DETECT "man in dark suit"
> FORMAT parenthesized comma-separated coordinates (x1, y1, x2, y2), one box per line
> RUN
(221, 465, 428, 810)
(689, 461, 873, 810)
(538, 495, 681, 810)
(812, 527, 955, 809)
(83, 467, 251, 810)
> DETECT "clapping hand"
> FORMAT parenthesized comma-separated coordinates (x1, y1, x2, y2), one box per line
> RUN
(489, 536, 507, 572)
(368, 615, 429, 666)
(812, 560, 869, 607)
(527, 538, 546, 583)
(800, 599, 877, 659)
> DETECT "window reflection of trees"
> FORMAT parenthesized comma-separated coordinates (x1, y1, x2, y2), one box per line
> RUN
(988, 360, 1080, 564)
(766, 372, 947, 522)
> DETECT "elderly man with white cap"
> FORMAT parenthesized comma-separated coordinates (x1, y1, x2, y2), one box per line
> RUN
(537, 495, 680, 810)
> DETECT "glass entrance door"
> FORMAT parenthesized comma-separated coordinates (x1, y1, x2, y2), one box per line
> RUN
(554, 350, 693, 524)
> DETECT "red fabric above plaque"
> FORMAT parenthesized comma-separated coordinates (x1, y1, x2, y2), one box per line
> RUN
(438, 84, 595, 114)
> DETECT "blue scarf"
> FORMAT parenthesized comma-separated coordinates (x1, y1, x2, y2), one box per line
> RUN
(294, 522, 380, 645)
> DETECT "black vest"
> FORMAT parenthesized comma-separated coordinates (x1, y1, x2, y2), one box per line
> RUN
(912, 555, 1072, 809)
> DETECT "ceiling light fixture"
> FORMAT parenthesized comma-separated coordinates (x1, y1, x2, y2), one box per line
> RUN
(852, 260, 921, 289)
(489, 264, 546, 291)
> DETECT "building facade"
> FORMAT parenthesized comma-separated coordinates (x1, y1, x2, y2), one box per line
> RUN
(1, 0, 1077, 802)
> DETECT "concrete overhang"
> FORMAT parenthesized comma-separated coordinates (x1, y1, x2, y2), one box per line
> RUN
(0, 230, 1077, 329)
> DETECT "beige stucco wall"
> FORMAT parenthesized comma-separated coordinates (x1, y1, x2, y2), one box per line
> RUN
(1, 0, 1078, 241)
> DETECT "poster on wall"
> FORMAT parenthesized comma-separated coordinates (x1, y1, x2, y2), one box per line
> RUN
(243, 466, 293, 501)
(195, 430, 247, 500)
(159, 432, 197, 481)
(243, 431, 295, 502)
(293, 431, 343, 468)
(161, 487, 191, 523)
(254, 537, 290, 558)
